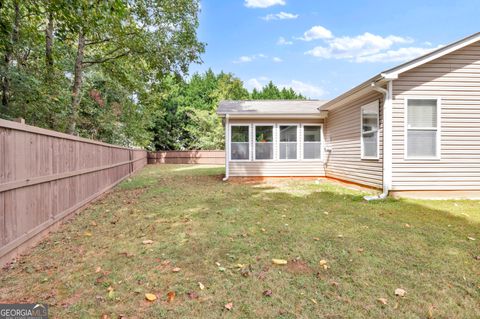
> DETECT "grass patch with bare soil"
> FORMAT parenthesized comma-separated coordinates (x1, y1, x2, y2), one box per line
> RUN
(1, 164, 479, 318)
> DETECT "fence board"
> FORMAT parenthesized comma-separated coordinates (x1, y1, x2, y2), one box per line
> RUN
(148, 151, 225, 164)
(0, 119, 147, 264)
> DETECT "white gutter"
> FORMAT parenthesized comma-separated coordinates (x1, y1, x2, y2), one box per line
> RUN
(222, 114, 230, 181)
(364, 80, 393, 201)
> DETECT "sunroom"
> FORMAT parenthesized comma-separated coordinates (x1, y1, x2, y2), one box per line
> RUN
(217, 100, 328, 178)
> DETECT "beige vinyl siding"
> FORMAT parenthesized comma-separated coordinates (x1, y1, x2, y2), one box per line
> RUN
(324, 91, 383, 188)
(228, 119, 325, 177)
(392, 41, 480, 190)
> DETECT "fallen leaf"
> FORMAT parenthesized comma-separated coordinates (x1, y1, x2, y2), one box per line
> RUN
(467, 236, 476, 241)
(145, 293, 157, 301)
(142, 240, 153, 244)
(405, 224, 411, 228)
(90, 221, 97, 226)
(394, 288, 406, 297)
(310, 298, 317, 304)
(198, 282, 205, 290)
(172, 267, 181, 272)
(272, 259, 288, 265)
(261, 228, 266, 232)
(337, 234, 343, 238)
(323, 211, 329, 215)
(95, 266, 102, 273)
(215, 262, 221, 267)
(357, 248, 364, 253)
(313, 237, 320, 241)
(319, 259, 329, 270)
(377, 298, 388, 305)
(167, 291, 175, 302)
(224, 302, 233, 310)
(263, 290, 272, 297)
(187, 291, 199, 300)
(84, 231, 92, 237)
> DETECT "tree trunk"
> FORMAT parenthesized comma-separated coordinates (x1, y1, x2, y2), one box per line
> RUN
(45, 10, 54, 78)
(69, 31, 85, 134)
(1, 0, 20, 109)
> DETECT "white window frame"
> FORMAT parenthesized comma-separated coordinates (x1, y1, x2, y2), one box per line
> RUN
(302, 124, 324, 161)
(360, 101, 380, 160)
(278, 123, 299, 161)
(229, 124, 251, 162)
(253, 123, 275, 161)
(404, 97, 441, 160)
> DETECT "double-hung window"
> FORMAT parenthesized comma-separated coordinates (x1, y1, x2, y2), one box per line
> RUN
(303, 125, 322, 160)
(406, 98, 440, 159)
(255, 125, 274, 160)
(361, 102, 379, 159)
(230, 125, 250, 160)
(279, 125, 298, 160)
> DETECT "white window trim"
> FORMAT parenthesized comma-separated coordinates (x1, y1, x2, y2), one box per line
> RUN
(302, 124, 324, 161)
(404, 97, 441, 161)
(253, 123, 275, 161)
(277, 123, 299, 161)
(229, 124, 251, 162)
(360, 100, 380, 160)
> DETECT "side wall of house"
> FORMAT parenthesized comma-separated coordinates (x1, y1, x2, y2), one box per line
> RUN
(392, 41, 480, 190)
(324, 91, 384, 188)
(228, 118, 326, 176)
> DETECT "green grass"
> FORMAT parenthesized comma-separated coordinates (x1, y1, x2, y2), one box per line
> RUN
(1, 164, 479, 318)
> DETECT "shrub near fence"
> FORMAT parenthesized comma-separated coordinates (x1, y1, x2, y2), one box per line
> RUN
(148, 150, 225, 164)
(0, 119, 147, 264)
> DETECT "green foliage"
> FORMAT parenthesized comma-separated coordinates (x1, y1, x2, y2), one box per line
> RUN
(0, 0, 204, 148)
(150, 70, 305, 150)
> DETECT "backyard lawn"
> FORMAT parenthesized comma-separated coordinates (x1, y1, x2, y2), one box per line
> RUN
(0, 164, 479, 318)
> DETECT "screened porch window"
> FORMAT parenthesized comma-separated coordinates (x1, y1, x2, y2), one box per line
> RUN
(406, 99, 439, 158)
(230, 125, 249, 160)
(279, 125, 298, 160)
(255, 125, 274, 160)
(361, 102, 379, 159)
(303, 126, 322, 159)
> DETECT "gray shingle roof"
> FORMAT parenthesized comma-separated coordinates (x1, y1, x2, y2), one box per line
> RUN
(217, 100, 328, 116)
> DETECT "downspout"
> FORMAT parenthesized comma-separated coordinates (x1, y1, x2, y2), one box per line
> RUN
(223, 114, 230, 181)
(364, 80, 393, 200)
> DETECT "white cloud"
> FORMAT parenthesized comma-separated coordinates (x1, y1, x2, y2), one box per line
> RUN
(233, 54, 268, 63)
(355, 45, 443, 63)
(298, 25, 333, 41)
(277, 36, 293, 45)
(244, 0, 285, 8)
(305, 31, 421, 63)
(245, 77, 325, 98)
(262, 11, 298, 21)
(272, 57, 283, 62)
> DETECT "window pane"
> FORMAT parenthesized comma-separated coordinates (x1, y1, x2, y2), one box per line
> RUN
(231, 126, 249, 142)
(362, 132, 378, 157)
(255, 126, 273, 142)
(280, 126, 297, 142)
(255, 143, 273, 160)
(304, 126, 321, 142)
(231, 142, 249, 160)
(362, 112, 378, 132)
(304, 142, 321, 159)
(280, 143, 297, 159)
(408, 130, 437, 157)
(408, 99, 437, 128)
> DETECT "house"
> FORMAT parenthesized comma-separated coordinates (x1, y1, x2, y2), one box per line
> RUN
(217, 32, 480, 197)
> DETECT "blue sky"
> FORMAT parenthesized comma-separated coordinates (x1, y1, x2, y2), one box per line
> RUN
(190, 0, 478, 99)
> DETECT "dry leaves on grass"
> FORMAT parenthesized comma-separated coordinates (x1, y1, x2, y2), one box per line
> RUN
(167, 291, 175, 302)
(142, 240, 154, 244)
(377, 298, 388, 305)
(172, 267, 181, 273)
(145, 293, 157, 301)
(394, 288, 406, 297)
(198, 282, 205, 290)
(272, 259, 287, 265)
(224, 302, 233, 311)
(319, 260, 329, 270)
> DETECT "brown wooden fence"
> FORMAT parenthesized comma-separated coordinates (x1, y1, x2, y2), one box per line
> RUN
(0, 119, 147, 264)
(148, 150, 225, 164)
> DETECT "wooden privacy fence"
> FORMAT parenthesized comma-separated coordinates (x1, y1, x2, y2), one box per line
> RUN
(148, 150, 225, 164)
(0, 119, 147, 264)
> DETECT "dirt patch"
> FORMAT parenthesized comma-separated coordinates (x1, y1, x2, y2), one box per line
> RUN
(286, 259, 313, 274)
